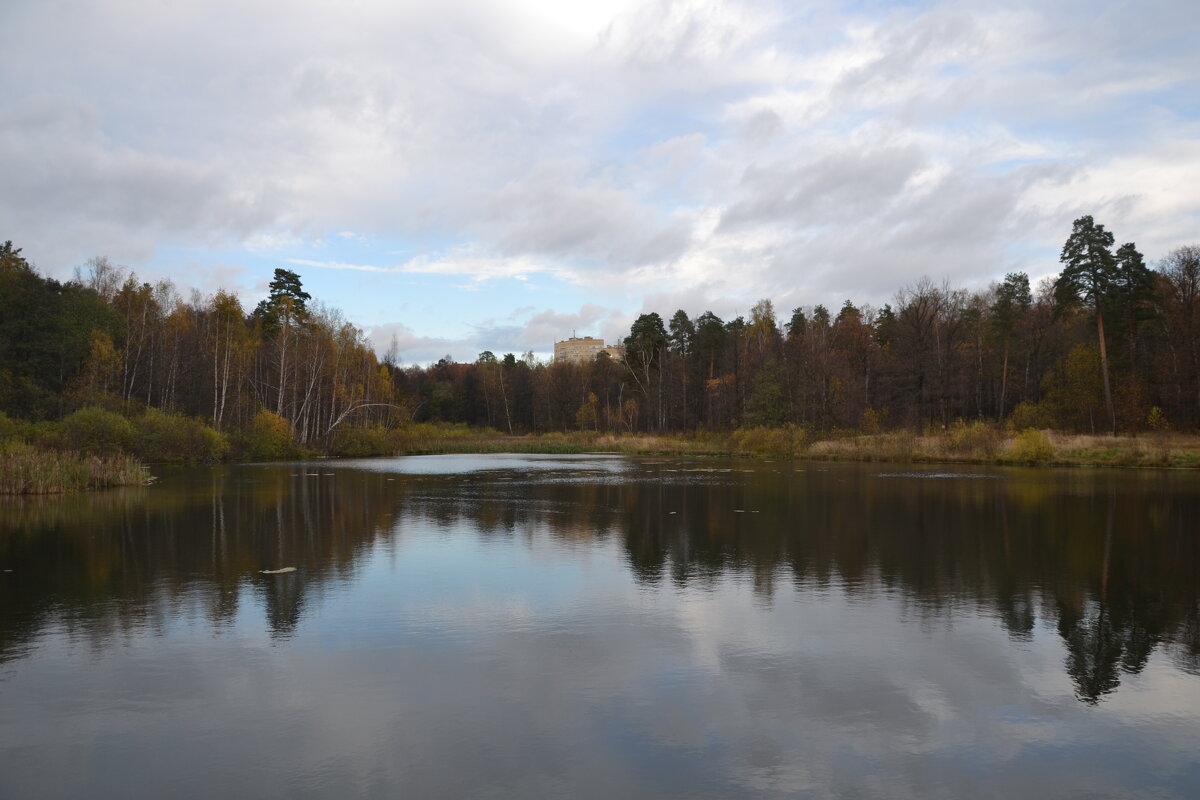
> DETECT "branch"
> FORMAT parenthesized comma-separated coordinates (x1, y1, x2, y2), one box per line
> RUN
(323, 403, 407, 436)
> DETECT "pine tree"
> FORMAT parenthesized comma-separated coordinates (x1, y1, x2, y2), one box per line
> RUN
(624, 313, 668, 430)
(1111, 242, 1155, 372)
(254, 268, 312, 415)
(1055, 216, 1118, 435)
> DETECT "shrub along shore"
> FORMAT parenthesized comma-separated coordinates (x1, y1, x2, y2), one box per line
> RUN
(4, 406, 1200, 495)
(0, 442, 145, 494)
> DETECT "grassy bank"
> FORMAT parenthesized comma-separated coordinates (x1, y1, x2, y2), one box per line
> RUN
(376, 425, 728, 457)
(804, 428, 1200, 468)
(736, 426, 1200, 468)
(378, 423, 1200, 469)
(0, 441, 147, 494)
(6, 406, 1200, 494)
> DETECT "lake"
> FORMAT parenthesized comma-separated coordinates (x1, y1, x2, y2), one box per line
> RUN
(1, 454, 1198, 798)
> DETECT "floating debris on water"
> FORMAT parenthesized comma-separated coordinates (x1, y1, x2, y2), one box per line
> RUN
(877, 472, 998, 480)
(260, 567, 297, 574)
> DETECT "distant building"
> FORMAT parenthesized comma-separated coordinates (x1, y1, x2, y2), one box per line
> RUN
(602, 343, 625, 361)
(554, 336, 624, 364)
(554, 336, 604, 363)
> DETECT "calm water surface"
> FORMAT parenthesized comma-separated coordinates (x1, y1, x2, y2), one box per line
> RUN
(1, 455, 1198, 798)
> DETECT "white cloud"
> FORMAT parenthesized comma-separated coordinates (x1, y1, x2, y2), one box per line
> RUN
(289, 250, 574, 286)
(366, 302, 628, 364)
(2, 0, 1197, 339)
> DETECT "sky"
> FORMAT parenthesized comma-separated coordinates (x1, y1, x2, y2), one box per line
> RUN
(3, 0, 1198, 364)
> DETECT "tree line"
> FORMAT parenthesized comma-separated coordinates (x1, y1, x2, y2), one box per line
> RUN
(2, 217, 1199, 451)
(401, 219, 1200, 436)
(1, 243, 398, 454)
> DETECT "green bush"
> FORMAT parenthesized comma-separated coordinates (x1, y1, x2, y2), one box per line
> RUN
(60, 406, 136, 454)
(233, 410, 297, 460)
(330, 425, 398, 457)
(134, 408, 228, 462)
(25, 420, 65, 449)
(0, 410, 17, 443)
(1006, 401, 1056, 433)
(1007, 429, 1054, 464)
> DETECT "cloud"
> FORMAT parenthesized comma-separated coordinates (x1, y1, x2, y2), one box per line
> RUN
(2, 0, 1197, 341)
(289, 251, 573, 285)
(367, 302, 627, 364)
(485, 159, 696, 270)
(499, 303, 629, 349)
(0, 97, 277, 270)
(364, 322, 467, 366)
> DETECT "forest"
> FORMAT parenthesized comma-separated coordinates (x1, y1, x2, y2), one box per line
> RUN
(2, 216, 1200, 467)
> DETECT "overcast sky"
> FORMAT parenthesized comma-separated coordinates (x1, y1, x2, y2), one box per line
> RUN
(3, 0, 1197, 363)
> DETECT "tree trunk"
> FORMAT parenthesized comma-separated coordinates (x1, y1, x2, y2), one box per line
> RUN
(499, 369, 513, 435)
(998, 340, 1010, 422)
(680, 358, 688, 431)
(1096, 310, 1116, 435)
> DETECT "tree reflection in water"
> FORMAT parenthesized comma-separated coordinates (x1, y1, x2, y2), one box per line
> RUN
(1, 459, 1197, 705)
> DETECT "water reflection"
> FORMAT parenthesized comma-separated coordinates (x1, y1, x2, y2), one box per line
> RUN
(3, 459, 1196, 702)
(0, 467, 401, 653)
(1, 457, 1199, 798)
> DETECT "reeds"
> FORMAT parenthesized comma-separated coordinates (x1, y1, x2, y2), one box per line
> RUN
(807, 431, 918, 462)
(0, 442, 147, 494)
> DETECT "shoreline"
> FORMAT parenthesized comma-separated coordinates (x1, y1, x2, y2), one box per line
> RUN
(6, 427, 1200, 495)
(365, 427, 1200, 470)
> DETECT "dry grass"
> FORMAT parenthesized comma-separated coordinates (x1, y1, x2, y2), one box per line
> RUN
(208, 417, 1200, 470)
(1037, 431, 1200, 468)
(0, 442, 147, 494)
(384, 424, 1200, 468)
(393, 428, 591, 455)
(807, 431, 919, 462)
(385, 426, 723, 457)
(590, 434, 721, 455)
(806, 428, 1200, 468)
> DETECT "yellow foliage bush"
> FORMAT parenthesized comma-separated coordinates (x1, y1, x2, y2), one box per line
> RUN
(944, 419, 1001, 458)
(1006, 429, 1054, 464)
(236, 410, 296, 460)
(135, 408, 228, 463)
